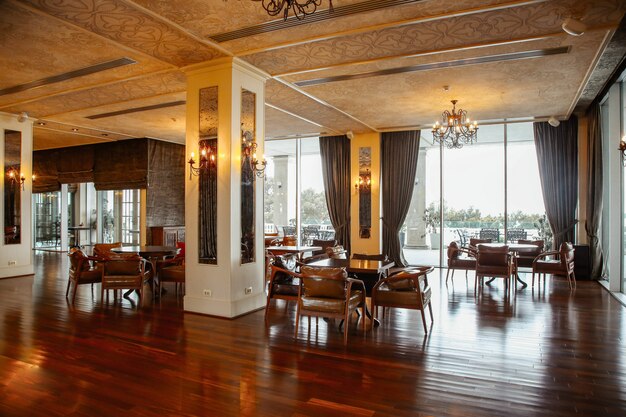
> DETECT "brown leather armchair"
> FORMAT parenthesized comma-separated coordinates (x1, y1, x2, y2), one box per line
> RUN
(445, 241, 476, 284)
(516, 239, 544, 268)
(93, 242, 122, 259)
(158, 265, 185, 298)
(101, 255, 149, 306)
(468, 238, 492, 257)
(372, 266, 435, 335)
(66, 248, 102, 303)
(532, 242, 576, 288)
(264, 254, 300, 322)
(475, 244, 514, 296)
(295, 266, 366, 344)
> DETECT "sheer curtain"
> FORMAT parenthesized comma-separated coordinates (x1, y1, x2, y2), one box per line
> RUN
(381, 130, 421, 267)
(319, 135, 351, 253)
(533, 116, 578, 249)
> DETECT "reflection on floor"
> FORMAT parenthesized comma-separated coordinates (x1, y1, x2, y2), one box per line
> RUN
(0, 251, 625, 416)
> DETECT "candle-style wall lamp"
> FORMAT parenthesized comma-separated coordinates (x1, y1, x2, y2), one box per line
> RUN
(6, 167, 25, 190)
(188, 141, 216, 180)
(619, 136, 626, 167)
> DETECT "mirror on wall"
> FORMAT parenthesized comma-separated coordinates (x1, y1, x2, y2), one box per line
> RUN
(198, 86, 218, 264)
(4, 130, 22, 245)
(240, 88, 256, 264)
(358, 147, 371, 239)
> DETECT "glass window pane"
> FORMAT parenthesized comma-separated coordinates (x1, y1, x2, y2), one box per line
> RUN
(300, 139, 332, 244)
(506, 123, 548, 247)
(443, 124, 505, 263)
(403, 140, 441, 266)
(264, 139, 297, 239)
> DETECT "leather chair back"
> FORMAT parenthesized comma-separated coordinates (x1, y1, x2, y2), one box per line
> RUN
(447, 241, 460, 260)
(300, 266, 347, 299)
(477, 245, 509, 267)
(560, 242, 575, 269)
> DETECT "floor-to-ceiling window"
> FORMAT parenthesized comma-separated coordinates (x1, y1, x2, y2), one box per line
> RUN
(33, 191, 61, 249)
(264, 137, 331, 244)
(403, 122, 546, 267)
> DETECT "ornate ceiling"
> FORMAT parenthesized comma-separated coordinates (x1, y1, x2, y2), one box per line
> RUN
(0, 0, 624, 149)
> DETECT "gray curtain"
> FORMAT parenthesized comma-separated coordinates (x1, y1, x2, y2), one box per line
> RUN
(319, 135, 351, 253)
(381, 130, 421, 267)
(199, 139, 217, 264)
(533, 116, 578, 249)
(586, 104, 604, 279)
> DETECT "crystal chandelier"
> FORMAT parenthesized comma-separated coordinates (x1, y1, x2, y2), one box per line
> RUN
(432, 100, 478, 149)
(254, 0, 333, 21)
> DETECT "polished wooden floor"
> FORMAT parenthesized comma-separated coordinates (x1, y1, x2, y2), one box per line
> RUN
(1, 252, 625, 417)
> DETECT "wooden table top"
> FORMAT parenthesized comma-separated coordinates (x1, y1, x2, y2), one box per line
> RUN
(477, 243, 540, 254)
(112, 245, 177, 257)
(306, 258, 395, 274)
(266, 246, 322, 253)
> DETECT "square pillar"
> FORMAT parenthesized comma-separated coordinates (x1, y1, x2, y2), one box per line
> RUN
(183, 58, 268, 317)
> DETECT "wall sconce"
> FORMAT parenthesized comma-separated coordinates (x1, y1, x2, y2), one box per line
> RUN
(188, 141, 216, 180)
(620, 136, 626, 167)
(6, 167, 25, 190)
(355, 169, 371, 192)
(242, 129, 266, 179)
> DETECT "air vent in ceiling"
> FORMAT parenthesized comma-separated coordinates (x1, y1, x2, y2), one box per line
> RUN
(209, 0, 424, 42)
(293, 47, 571, 87)
(86, 100, 186, 119)
(0, 58, 137, 96)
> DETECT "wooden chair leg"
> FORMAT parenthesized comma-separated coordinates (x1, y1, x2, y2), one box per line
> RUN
(66, 280, 71, 297)
(72, 282, 79, 303)
(343, 309, 350, 345)
(420, 309, 428, 335)
(428, 302, 434, 324)
(445, 268, 450, 283)
(572, 271, 577, 288)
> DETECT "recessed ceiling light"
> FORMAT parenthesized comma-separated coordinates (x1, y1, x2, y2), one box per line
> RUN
(72, 128, 79, 132)
(101, 133, 108, 137)
(37, 122, 46, 126)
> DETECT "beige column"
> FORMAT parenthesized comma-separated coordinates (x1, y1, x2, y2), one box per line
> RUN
(183, 58, 269, 317)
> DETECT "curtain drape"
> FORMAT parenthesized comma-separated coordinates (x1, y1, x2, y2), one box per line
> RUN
(198, 139, 217, 264)
(93, 139, 148, 190)
(533, 116, 578, 249)
(381, 130, 421, 267)
(319, 135, 351, 253)
(32, 149, 60, 193)
(585, 104, 604, 279)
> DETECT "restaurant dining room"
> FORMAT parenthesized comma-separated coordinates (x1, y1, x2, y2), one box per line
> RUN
(1, 1, 626, 416)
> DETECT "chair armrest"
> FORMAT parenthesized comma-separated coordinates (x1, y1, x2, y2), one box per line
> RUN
(455, 248, 475, 258)
(346, 278, 366, 301)
(533, 250, 560, 263)
(374, 266, 434, 291)
(269, 264, 303, 280)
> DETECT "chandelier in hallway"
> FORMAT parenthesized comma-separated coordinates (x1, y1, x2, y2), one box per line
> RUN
(432, 100, 478, 149)
(254, 0, 333, 21)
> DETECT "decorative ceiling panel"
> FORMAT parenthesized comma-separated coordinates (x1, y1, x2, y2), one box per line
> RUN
(19, 0, 226, 66)
(0, 2, 169, 106)
(299, 31, 606, 129)
(265, 105, 330, 139)
(242, 0, 625, 76)
(0, 71, 186, 118)
(221, 0, 526, 53)
(265, 79, 372, 134)
(33, 127, 126, 150)
(281, 37, 566, 83)
(49, 91, 187, 143)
